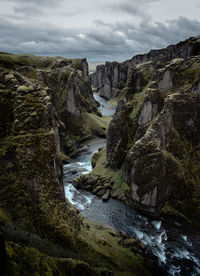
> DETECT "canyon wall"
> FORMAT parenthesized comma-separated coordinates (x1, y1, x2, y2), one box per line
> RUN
(91, 36, 200, 100)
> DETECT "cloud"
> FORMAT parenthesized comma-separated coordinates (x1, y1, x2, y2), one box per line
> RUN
(3, 0, 64, 17)
(90, 17, 200, 58)
(0, 0, 199, 61)
(6, 0, 56, 5)
(108, 1, 152, 21)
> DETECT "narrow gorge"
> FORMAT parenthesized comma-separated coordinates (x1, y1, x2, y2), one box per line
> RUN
(0, 35, 200, 276)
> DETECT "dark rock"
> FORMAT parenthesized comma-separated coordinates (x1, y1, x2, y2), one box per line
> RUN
(92, 185, 102, 194)
(97, 189, 106, 197)
(104, 183, 112, 189)
(111, 190, 119, 199)
(119, 231, 127, 239)
(0, 233, 6, 276)
(102, 190, 110, 201)
(71, 169, 78, 175)
(85, 185, 92, 191)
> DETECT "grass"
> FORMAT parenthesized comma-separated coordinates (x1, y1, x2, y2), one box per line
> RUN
(0, 207, 11, 222)
(5, 219, 151, 276)
(79, 219, 151, 276)
(129, 91, 145, 120)
(108, 97, 118, 107)
(83, 112, 112, 138)
(91, 147, 130, 196)
(0, 52, 83, 70)
(161, 203, 191, 223)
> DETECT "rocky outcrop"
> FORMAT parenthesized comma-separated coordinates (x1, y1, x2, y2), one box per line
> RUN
(91, 61, 128, 99)
(107, 61, 156, 169)
(74, 146, 132, 205)
(91, 35, 200, 99)
(106, 37, 200, 225)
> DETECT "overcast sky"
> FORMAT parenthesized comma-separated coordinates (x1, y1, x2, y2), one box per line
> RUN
(0, 0, 200, 61)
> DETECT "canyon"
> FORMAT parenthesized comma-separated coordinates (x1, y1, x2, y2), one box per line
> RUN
(0, 35, 200, 275)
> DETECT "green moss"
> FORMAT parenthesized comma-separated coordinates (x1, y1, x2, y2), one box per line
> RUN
(89, 147, 131, 200)
(82, 112, 110, 139)
(108, 97, 118, 106)
(79, 219, 151, 276)
(59, 151, 69, 163)
(0, 89, 11, 93)
(71, 59, 82, 71)
(161, 203, 191, 223)
(0, 207, 11, 222)
(44, 95, 51, 101)
(17, 86, 34, 92)
(40, 90, 47, 97)
(129, 90, 145, 120)
(166, 57, 200, 93)
(5, 231, 151, 276)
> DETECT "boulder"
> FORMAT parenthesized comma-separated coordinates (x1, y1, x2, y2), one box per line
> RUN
(102, 190, 110, 202)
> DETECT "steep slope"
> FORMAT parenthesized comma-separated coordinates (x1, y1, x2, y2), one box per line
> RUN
(91, 35, 200, 100)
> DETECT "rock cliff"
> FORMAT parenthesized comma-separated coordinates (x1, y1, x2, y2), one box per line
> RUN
(106, 36, 200, 224)
(91, 35, 200, 100)
(0, 53, 106, 158)
(0, 69, 82, 243)
(91, 61, 128, 99)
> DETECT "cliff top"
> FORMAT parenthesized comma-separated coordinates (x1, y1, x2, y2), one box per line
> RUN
(0, 52, 86, 71)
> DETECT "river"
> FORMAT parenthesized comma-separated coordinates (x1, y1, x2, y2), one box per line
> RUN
(64, 93, 200, 276)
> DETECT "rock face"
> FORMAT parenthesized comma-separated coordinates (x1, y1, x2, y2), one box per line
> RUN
(0, 53, 101, 158)
(91, 61, 128, 99)
(106, 36, 200, 225)
(0, 63, 82, 246)
(91, 35, 200, 99)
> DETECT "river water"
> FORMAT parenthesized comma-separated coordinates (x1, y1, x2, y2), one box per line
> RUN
(64, 93, 200, 276)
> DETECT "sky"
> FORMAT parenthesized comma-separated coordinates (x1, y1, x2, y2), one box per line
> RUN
(0, 0, 200, 61)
